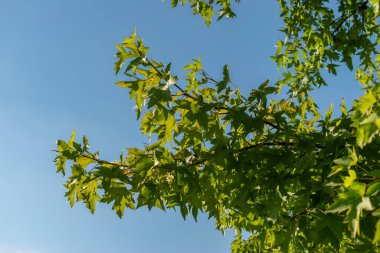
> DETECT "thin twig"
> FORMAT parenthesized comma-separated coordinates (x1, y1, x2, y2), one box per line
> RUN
(81, 154, 123, 167)
(80, 154, 133, 176)
(201, 70, 218, 84)
(264, 119, 281, 130)
(367, 205, 380, 217)
(145, 58, 199, 101)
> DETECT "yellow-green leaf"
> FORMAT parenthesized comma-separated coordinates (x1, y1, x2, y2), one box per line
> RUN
(373, 219, 380, 243)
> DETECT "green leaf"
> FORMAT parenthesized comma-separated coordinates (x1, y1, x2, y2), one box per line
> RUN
(191, 206, 198, 222)
(368, 170, 380, 177)
(180, 204, 188, 220)
(55, 155, 67, 176)
(356, 92, 376, 114)
(373, 219, 380, 243)
(258, 79, 269, 90)
(145, 141, 161, 151)
(164, 113, 176, 144)
(171, 0, 179, 8)
(68, 131, 76, 148)
(115, 81, 136, 88)
(222, 65, 230, 83)
(75, 156, 95, 169)
(341, 98, 348, 116)
(367, 180, 380, 196)
(328, 190, 361, 213)
(344, 170, 357, 188)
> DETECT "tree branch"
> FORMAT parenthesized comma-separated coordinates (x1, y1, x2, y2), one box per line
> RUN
(188, 140, 326, 166)
(80, 154, 133, 176)
(331, 1, 368, 38)
(145, 58, 199, 101)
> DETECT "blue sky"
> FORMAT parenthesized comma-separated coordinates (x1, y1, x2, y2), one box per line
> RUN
(0, 1, 361, 253)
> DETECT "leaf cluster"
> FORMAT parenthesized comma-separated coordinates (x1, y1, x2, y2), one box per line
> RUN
(54, 1, 380, 252)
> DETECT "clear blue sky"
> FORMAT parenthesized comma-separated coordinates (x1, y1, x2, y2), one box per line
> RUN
(0, 1, 361, 252)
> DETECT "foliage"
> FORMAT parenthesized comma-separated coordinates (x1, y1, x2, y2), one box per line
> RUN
(55, 0, 380, 252)
(168, 0, 241, 26)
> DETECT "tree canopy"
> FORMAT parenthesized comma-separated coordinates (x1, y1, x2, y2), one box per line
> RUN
(55, 0, 380, 252)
